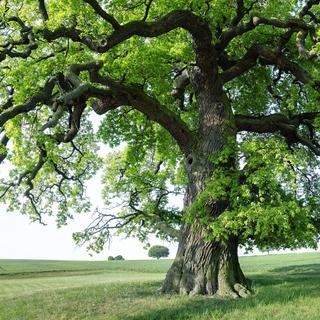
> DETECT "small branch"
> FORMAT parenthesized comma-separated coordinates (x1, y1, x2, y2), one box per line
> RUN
(0, 145, 48, 224)
(217, 5, 316, 51)
(229, 0, 246, 27)
(40, 104, 65, 132)
(142, 0, 153, 21)
(38, 0, 49, 21)
(0, 132, 9, 164)
(299, 0, 320, 18)
(34, 47, 67, 62)
(83, 0, 121, 29)
(154, 160, 163, 174)
(0, 16, 38, 62)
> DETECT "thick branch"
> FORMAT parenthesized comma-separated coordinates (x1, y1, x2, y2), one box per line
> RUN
(236, 112, 320, 155)
(0, 79, 55, 127)
(171, 69, 190, 110)
(89, 69, 194, 154)
(41, 10, 215, 72)
(221, 46, 313, 84)
(217, 1, 318, 51)
(27, 61, 193, 152)
(252, 16, 311, 31)
(220, 47, 259, 82)
(40, 62, 111, 143)
(229, 0, 246, 27)
(296, 30, 317, 59)
(63, 100, 86, 143)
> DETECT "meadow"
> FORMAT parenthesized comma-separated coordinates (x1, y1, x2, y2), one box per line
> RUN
(0, 252, 320, 320)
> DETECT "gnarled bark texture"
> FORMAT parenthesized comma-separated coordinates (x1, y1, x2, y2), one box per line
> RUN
(162, 87, 251, 298)
(162, 229, 250, 298)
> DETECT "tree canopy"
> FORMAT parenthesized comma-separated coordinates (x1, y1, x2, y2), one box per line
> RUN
(1, 0, 320, 297)
(148, 245, 170, 259)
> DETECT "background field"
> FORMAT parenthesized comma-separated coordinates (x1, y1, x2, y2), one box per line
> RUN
(0, 252, 320, 319)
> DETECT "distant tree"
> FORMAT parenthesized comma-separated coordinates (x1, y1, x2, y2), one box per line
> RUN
(148, 245, 169, 260)
(114, 255, 125, 260)
(108, 256, 115, 261)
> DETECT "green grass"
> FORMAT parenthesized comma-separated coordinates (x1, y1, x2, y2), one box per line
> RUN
(0, 258, 171, 275)
(0, 252, 320, 319)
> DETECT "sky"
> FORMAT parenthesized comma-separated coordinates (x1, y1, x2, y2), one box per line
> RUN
(0, 207, 178, 260)
(0, 115, 317, 261)
(1, 169, 316, 261)
(0, 171, 179, 260)
(0, 117, 179, 261)
(0, 169, 317, 261)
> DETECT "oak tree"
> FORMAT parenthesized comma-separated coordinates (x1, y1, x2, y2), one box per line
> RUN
(1, 0, 320, 298)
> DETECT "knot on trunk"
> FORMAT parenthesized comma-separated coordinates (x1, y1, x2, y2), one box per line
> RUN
(185, 154, 195, 175)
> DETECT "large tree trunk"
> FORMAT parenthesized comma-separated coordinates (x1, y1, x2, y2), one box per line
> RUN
(162, 227, 250, 297)
(162, 87, 251, 297)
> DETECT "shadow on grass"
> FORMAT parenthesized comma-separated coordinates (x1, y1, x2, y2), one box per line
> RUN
(120, 264, 320, 320)
(252, 263, 320, 286)
(271, 263, 320, 276)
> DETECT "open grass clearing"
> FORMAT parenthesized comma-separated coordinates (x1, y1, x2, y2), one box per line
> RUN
(0, 270, 163, 300)
(0, 252, 320, 319)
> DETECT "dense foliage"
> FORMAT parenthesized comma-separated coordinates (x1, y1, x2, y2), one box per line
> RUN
(148, 245, 170, 259)
(0, 0, 320, 256)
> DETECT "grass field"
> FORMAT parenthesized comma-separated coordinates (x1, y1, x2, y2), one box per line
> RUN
(0, 252, 320, 319)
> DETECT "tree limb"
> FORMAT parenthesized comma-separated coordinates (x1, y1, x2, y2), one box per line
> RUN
(229, 0, 246, 27)
(38, 0, 49, 21)
(221, 46, 313, 84)
(89, 68, 194, 154)
(82, 0, 120, 29)
(0, 132, 9, 164)
(0, 79, 55, 127)
(171, 68, 190, 110)
(142, 0, 154, 21)
(235, 112, 320, 155)
(0, 16, 37, 61)
(41, 10, 216, 73)
(216, 1, 319, 51)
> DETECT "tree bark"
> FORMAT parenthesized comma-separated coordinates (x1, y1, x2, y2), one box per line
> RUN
(162, 87, 251, 298)
(162, 227, 250, 297)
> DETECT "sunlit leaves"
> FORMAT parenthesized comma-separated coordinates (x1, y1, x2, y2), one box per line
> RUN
(1, 0, 320, 253)
(186, 137, 320, 250)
